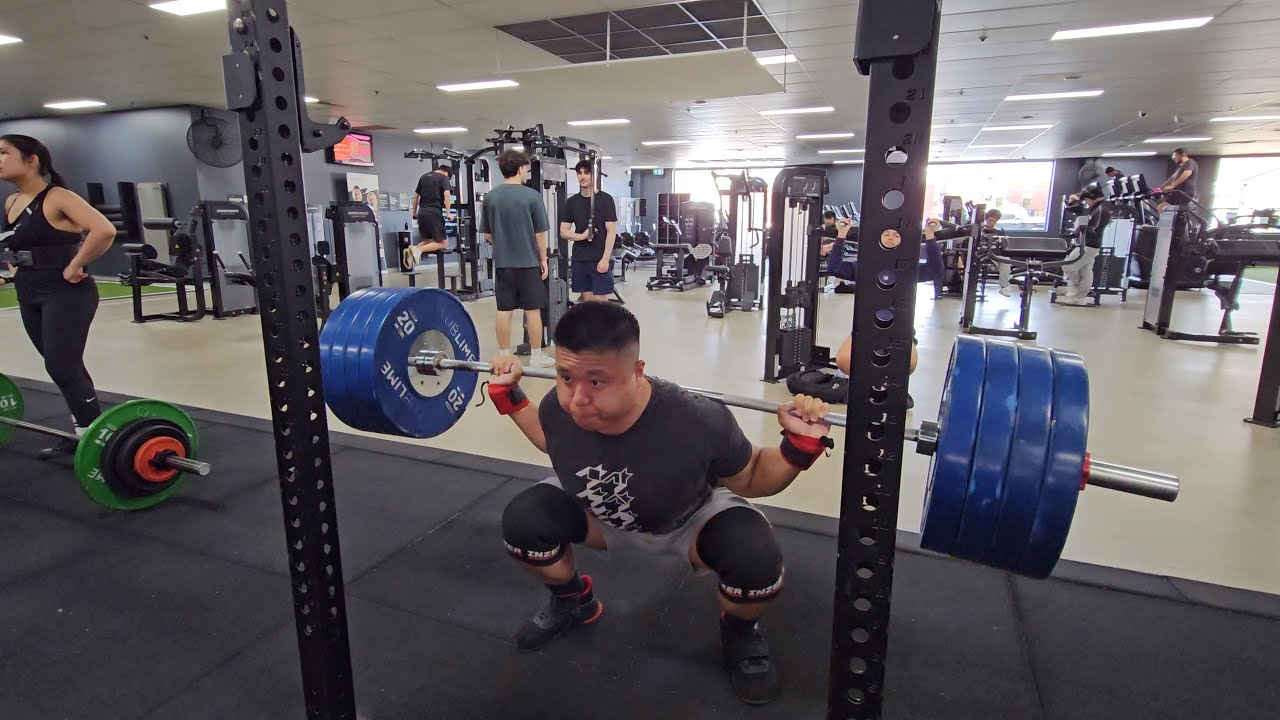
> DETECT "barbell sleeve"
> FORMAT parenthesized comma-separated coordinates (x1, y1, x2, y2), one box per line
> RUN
(158, 454, 213, 477)
(409, 352, 1179, 501)
(1085, 459, 1179, 502)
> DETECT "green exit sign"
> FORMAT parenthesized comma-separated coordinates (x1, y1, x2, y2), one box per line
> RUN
(652, 168, 665, 176)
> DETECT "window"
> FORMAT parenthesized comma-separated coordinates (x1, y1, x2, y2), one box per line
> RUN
(671, 166, 783, 232)
(1211, 156, 1280, 223)
(923, 161, 1055, 231)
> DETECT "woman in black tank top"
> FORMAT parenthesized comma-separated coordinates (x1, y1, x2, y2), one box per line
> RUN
(1, 135, 117, 457)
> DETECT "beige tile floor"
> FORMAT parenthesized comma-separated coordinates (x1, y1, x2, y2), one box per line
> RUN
(3, 274, 1278, 594)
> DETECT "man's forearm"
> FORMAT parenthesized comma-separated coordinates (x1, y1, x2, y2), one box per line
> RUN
(536, 232, 548, 260)
(602, 229, 616, 258)
(508, 402, 547, 454)
(412, 193, 420, 216)
(736, 447, 805, 499)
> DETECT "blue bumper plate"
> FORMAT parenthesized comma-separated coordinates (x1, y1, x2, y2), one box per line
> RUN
(1017, 350, 1089, 578)
(984, 344, 1054, 570)
(920, 335, 988, 555)
(954, 339, 1019, 561)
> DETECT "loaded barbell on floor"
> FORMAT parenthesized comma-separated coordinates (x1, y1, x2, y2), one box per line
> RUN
(319, 287, 1179, 579)
(0, 373, 210, 510)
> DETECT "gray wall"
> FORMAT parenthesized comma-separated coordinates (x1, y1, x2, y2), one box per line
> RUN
(0, 107, 201, 275)
(627, 169, 673, 235)
(825, 165, 864, 214)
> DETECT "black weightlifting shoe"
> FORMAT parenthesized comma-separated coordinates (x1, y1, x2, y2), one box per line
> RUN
(514, 574, 603, 652)
(38, 436, 79, 461)
(720, 616, 780, 705)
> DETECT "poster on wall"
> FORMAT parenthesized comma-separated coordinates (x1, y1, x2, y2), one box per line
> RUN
(346, 172, 380, 222)
(400, 192, 412, 211)
(378, 192, 390, 211)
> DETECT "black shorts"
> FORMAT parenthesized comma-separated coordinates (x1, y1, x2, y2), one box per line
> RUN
(495, 267, 546, 311)
(570, 258, 614, 295)
(1162, 190, 1193, 206)
(417, 210, 446, 242)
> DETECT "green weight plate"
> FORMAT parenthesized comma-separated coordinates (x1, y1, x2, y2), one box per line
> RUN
(0, 372, 23, 446)
(75, 400, 200, 511)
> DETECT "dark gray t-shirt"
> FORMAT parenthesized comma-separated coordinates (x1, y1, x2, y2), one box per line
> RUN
(478, 182, 549, 268)
(1172, 158, 1198, 198)
(415, 172, 450, 211)
(539, 377, 753, 534)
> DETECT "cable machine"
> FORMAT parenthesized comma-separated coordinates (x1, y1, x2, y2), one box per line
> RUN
(405, 147, 494, 300)
(763, 166, 830, 383)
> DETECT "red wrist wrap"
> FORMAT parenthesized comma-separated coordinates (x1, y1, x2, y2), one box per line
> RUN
(780, 432, 827, 470)
(487, 383, 529, 416)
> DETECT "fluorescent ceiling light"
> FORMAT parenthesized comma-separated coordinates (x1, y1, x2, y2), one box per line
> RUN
(1006, 90, 1104, 101)
(817, 148, 865, 155)
(1210, 115, 1280, 123)
(968, 144, 1024, 149)
(980, 124, 1055, 132)
(1143, 136, 1212, 143)
(303, 96, 319, 104)
(642, 140, 689, 146)
(759, 106, 835, 116)
(602, 156, 613, 160)
(414, 127, 467, 134)
(43, 100, 106, 110)
(567, 118, 630, 127)
(437, 79, 519, 92)
(756, 54, 797, 66)
(149, 0, 225, 15)
(797, 132, 855, 140)
(1052, 17, 1212, 41)
(1102, 151, 1157, 157)
(0, 34, 22, 45)
(833, 159, 864, 165)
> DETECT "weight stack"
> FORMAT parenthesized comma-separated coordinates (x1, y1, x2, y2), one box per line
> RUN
(779, 328, 813, 374)
(730, 262, 760, 310)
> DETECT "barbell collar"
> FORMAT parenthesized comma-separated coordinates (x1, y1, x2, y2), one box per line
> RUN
(408, 352, 1179, 502)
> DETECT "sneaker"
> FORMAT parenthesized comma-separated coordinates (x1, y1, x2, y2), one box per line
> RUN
(833, 282, 856, 294)
(514, 575, 603, 652)
(529, 350, 555, 369)
(999, 286, 1012, 297)
(721, 617, 780, 705)
(38, 435, 79, 461)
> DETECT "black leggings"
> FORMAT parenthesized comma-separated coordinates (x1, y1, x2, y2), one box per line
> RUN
(18, 279, 102, 428)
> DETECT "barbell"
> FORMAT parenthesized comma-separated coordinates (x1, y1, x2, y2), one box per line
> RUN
(0, 372, 209, 511)
(318, 287, 1179, 579)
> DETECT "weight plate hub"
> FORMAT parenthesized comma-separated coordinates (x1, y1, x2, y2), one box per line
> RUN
(321, 288, 481, 438)
(954, 339, 1019, 560)
(920, 335, 987, 555)
(76, 399, 200, 511)
(101, 418, 189, 498)
(0, 372, 24, 446)
(983, 345, 1054, 570)
(1016, 350, 1089, 578)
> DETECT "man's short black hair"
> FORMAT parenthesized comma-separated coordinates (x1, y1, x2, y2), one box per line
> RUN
(985, 209, 1002, 221)
(553, 301, 640, 356)
(1104, 166, 1120, 175)
(498, 149, 530, 179)
(1173, 147, 1188, 157)
(574, 159, 595, 175)
(822, 211, 837, 221)
(435, 165, 454, 176)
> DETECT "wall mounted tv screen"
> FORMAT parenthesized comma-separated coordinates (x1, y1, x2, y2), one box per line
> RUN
(329, 132, 374, 167)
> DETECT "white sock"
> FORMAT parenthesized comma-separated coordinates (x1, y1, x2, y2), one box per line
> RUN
(835, 370, 849, 379)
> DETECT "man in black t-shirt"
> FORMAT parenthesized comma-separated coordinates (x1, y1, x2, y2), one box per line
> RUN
(407, 165, 454, 266)
(488, 302, 833, 706)
(1058, 187, 1112, 305)
(560, 160, 618, 301)
(1158, 147, 1198, 210)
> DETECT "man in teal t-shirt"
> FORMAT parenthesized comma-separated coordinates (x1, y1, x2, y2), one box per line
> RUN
(478, 149, 553, 367)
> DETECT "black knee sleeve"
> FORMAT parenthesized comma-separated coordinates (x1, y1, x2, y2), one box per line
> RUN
(501, 483, 588, 567)
(696, 507, 784, 603)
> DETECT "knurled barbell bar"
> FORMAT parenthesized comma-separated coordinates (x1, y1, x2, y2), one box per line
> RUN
(0, 372, 209, 511)
(318, 287, 1179, 578)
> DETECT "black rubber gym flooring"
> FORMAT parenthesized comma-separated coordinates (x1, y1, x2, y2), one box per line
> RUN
(3, 377, 1279, 719)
